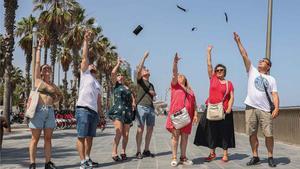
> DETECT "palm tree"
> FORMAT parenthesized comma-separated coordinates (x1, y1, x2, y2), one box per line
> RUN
(60, 47, 72, 109)
(3, 0, 18, 131)
(15, 15, 37, 99)
(0, 34, 5, 82)
(62, 7, 101, 95)
(11, 66, 25, 106)
(33, 0, 80, 82)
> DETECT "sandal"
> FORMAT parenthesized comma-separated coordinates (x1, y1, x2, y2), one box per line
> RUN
(205, 152, 216, 162)
(120, 153, 127, 160)
(222, 155, 229, 162)
(112, 155, 121, 162)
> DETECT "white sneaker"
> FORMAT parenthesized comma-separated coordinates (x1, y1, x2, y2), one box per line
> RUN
(80, 161, 92, 169)
(170, 159, 178, 167)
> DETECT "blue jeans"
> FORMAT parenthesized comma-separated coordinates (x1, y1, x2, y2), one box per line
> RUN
(75, 107, 99, 138)
(136, 105, 155, 127)
(28, 105, 56, 129)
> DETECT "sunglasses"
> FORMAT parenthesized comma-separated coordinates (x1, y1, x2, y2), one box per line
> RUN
(90, 69, 97, 74)
(259, 59, 270, 66)
(215, 69, 225, 73)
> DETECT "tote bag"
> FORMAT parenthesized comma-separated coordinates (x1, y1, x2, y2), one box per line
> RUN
(25, 82, 42, 118)
(206, 81, 228, 121)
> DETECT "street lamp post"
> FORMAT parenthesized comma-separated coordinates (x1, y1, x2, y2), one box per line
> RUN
(265, 0, 273, 60)
(31, 27, 37, 89)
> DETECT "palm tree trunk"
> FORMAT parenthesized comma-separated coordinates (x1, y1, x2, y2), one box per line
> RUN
(3, 0, 18, 132)
(50, 33, 58, 83)
(25, 53, 32, 99)
(71, 48, 80, 92)
(43, 47, 48, 65)
(63, 71, 68, 110)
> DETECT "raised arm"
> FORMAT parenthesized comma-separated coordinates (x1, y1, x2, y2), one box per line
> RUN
(111, 58, 122, 84)
(137, 51, 149, 79)
(233, 32, 251, 72)
(171, 53, 180, 85)
(35, 37, 44, 83)
(81, 31, 92, 73)
(207, 45, 214, 79)
(271, 92, 280, 119)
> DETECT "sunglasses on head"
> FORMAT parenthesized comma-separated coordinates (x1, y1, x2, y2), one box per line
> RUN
(259, 59, 270, 66)
(215, 69, 225, 73)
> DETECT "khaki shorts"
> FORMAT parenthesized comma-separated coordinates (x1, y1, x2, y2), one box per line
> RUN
(245, 105, 273, 137)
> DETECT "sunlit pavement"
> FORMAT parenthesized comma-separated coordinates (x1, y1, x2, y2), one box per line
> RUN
(1, 116, 300, 169)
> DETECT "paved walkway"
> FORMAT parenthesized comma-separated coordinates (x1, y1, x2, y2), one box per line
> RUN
(1, 116, 300, 169)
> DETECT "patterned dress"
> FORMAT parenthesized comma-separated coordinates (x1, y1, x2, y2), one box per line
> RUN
(107, 83, 134, 124)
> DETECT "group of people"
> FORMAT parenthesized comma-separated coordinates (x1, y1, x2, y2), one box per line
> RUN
(26, 31, 280, 169)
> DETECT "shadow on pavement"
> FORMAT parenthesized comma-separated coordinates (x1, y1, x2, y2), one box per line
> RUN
(261, 157, 291, 165)
(0, 146, 77, 167)
(155, 151, 172, 157)
(229, 153, 249, 160)
(192, 157, 206, 165)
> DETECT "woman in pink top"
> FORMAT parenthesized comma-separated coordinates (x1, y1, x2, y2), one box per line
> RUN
(166, 53, 198, 167)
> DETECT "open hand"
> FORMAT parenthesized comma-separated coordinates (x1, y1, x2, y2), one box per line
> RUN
(144, 51, 149, 59)
(193, 114, 199, 124)
(38, 37, 45, 47)
(271, 109, 279, 119)
(84, 30, 92, 41)
(174, 53, 181, 63)
(117, 57, 123, 65)
(233, 32, 240, 42)
(207, 45, 213, 52)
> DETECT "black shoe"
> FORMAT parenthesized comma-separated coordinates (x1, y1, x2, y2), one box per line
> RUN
(87, 158, 99, 167)
(143, 150, 155, 158)
(246, 157, 260, 166)
(45, 161, 57, 169)
(136, 152, 143, 159)
(112, 155, 121, 162)
(268, 157, 277, 168)
(29, 163, 36, 169)
(120, 154, 127, 160)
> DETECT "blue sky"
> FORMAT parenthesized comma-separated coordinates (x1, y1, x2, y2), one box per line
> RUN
(1, 0, 300, 106)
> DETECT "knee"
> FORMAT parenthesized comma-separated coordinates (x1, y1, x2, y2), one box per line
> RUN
(137, 127, 144, 134)
(147, 127, 153, 133)
(31, 136, 40, 145)
(44, 135, 52, 143)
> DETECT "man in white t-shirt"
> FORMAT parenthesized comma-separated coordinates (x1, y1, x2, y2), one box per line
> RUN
(234, 32, 280, 168)
(75, 31, 105, 169)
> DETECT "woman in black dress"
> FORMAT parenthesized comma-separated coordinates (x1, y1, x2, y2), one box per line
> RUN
(194, 45, 235, 162)
(107, 58, 136, 161)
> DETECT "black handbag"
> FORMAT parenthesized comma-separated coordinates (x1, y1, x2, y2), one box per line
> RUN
(261, 76, 275, 113)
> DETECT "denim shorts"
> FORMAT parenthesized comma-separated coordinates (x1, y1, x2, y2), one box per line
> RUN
(29, 105, 56, 129)
(136, 105, 155, 127)
(75, 107, 99, 138)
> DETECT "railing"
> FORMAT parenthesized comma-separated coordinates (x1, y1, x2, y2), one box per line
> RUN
(233, 107, 300, 145)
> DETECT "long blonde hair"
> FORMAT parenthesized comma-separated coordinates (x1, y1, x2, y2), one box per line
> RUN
(178, 74, 192, 91)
